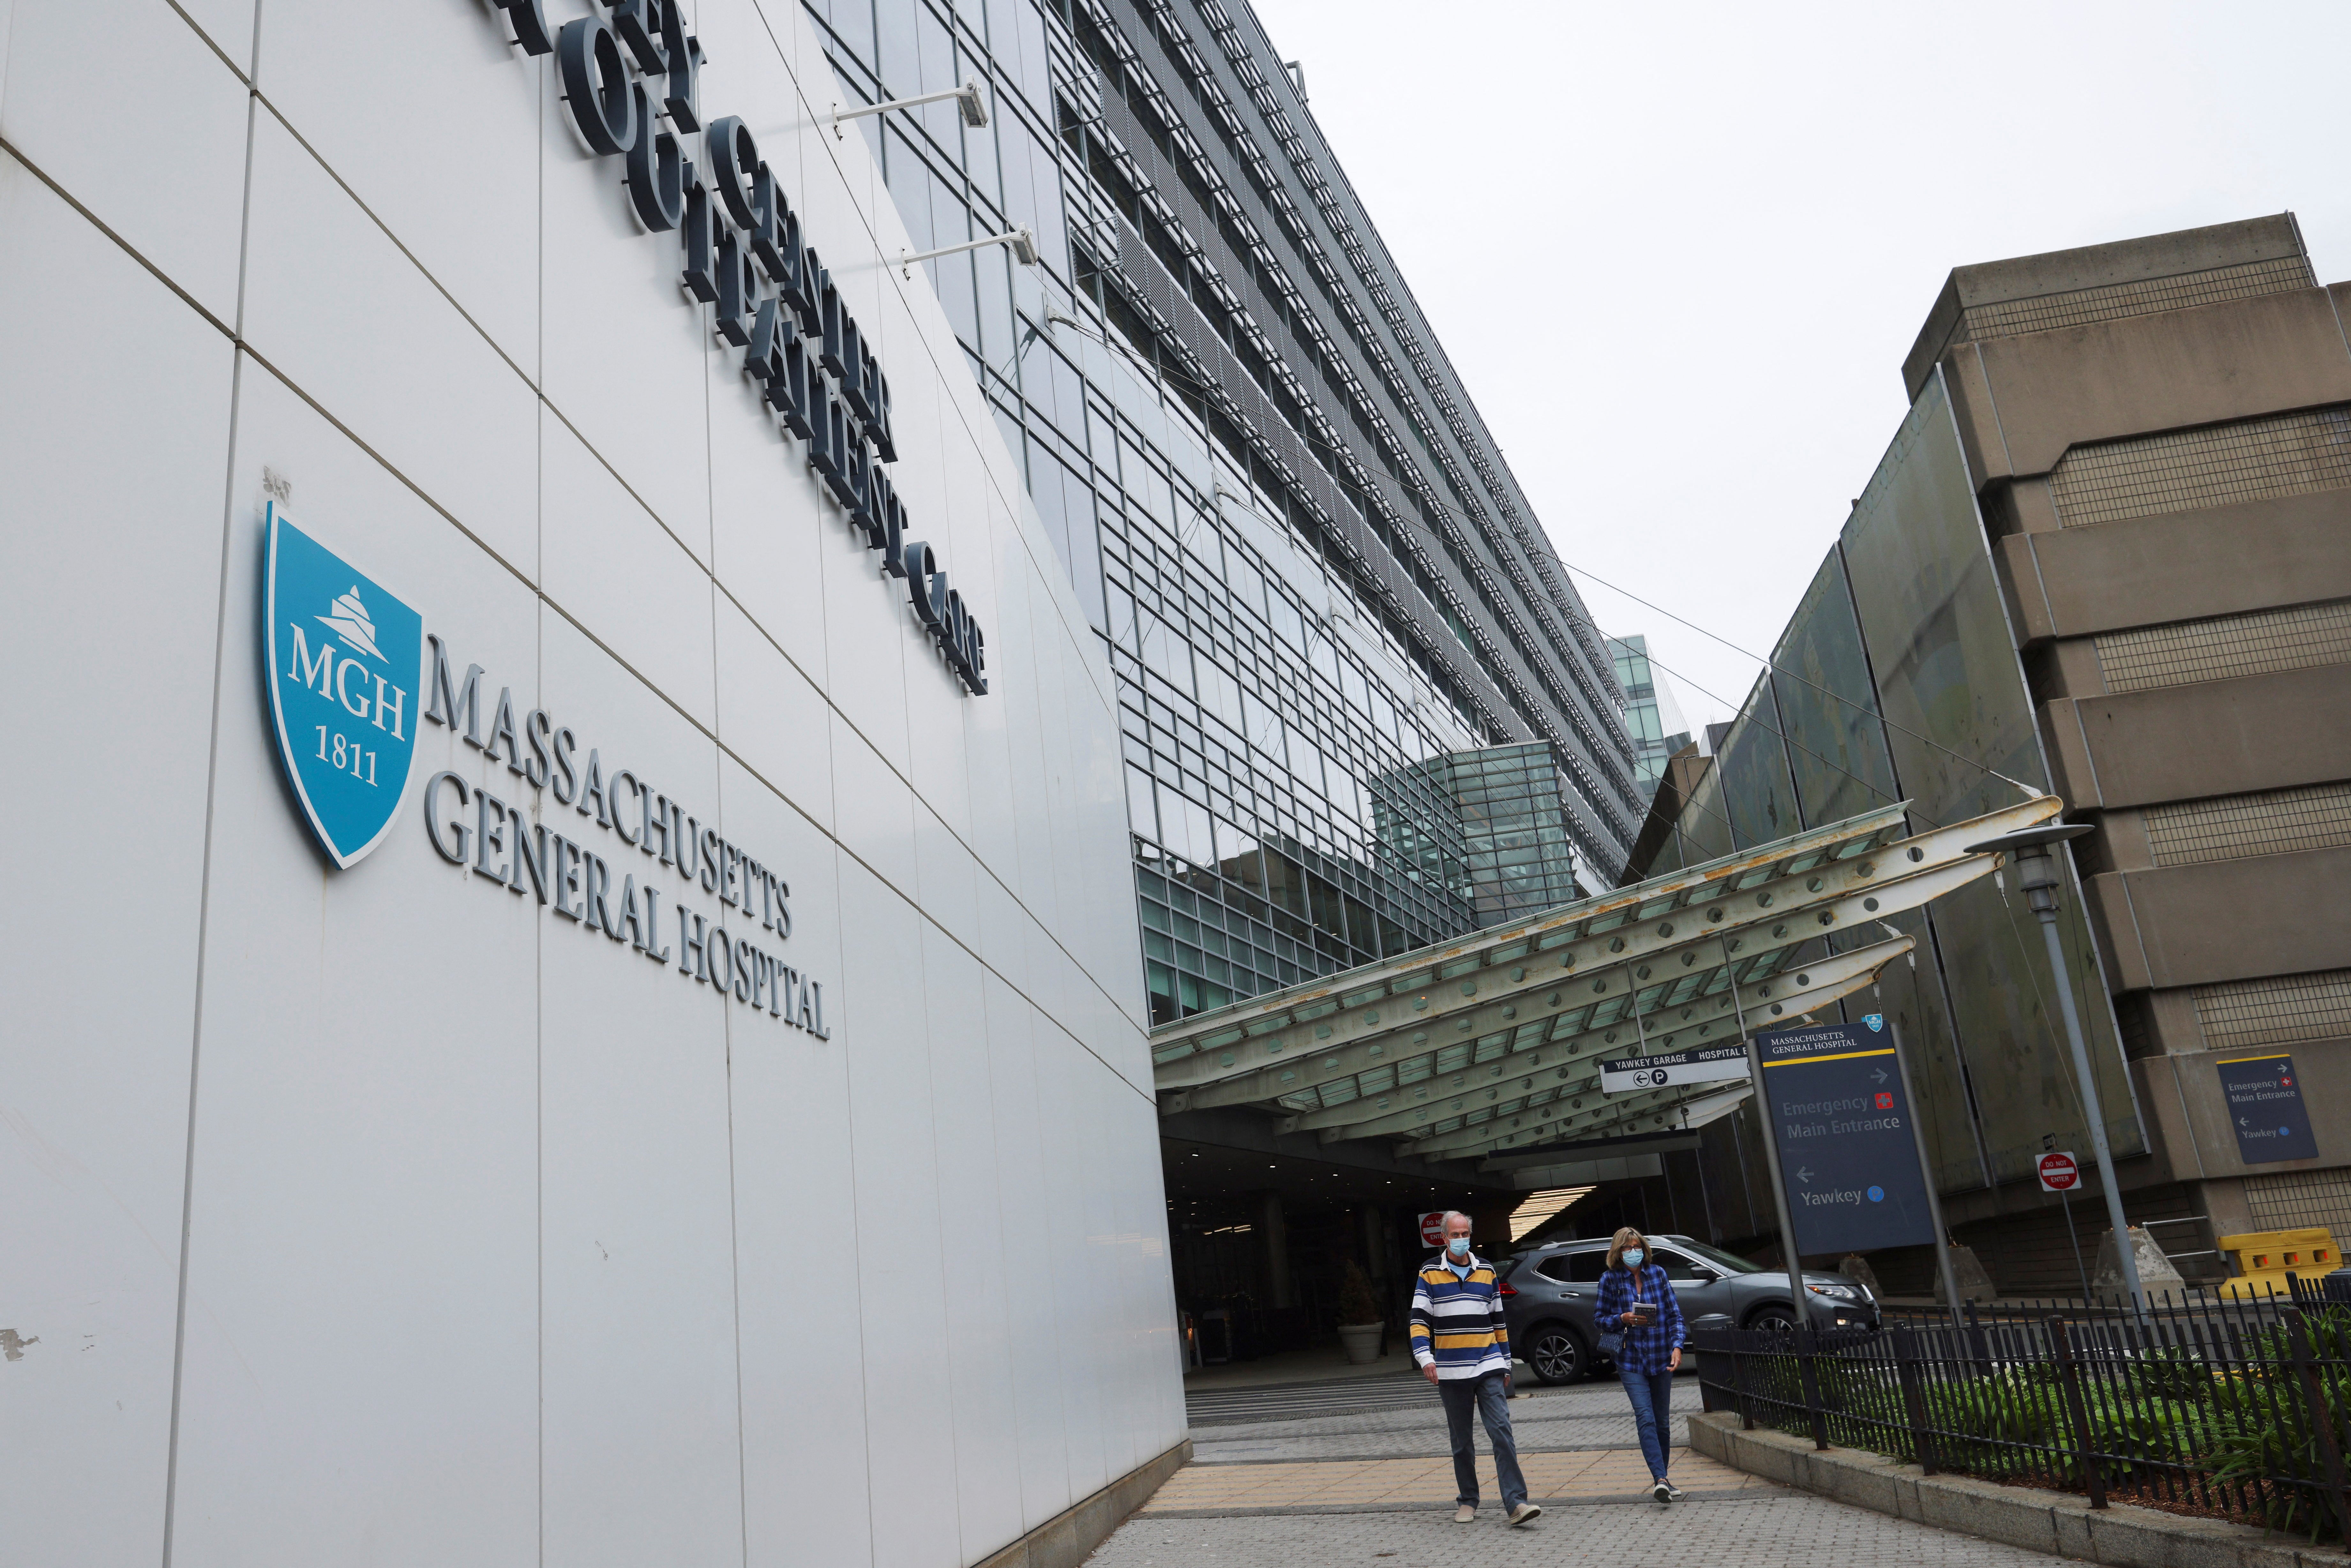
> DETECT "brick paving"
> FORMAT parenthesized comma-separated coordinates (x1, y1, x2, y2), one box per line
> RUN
(1091, 1493, 2071, 1567)
(1091, 1370, 2064, 1567)
(1140, 1446, 1764, 1516)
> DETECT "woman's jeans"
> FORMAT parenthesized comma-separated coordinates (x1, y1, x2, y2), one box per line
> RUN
(1620, 1365, 1676, 1480)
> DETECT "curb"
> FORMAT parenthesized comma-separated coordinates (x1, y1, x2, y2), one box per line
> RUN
(1689, 1411, 2347, 1568)
(975, 1437, 1193, 1568)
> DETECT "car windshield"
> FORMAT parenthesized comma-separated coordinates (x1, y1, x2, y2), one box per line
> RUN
(1671, 1238, 1765, 1275)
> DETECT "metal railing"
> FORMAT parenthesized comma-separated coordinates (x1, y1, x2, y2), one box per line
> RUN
(1692, 1279, 2351, 1542)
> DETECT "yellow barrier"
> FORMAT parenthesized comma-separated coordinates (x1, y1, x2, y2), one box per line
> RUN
(2216, 1227, 2339, 1298)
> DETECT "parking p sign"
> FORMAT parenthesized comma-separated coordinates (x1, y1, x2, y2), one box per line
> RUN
(2037, 1152, 2080, 1193)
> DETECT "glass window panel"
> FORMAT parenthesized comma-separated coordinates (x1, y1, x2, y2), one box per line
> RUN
(922, 163, 978, 347)
(1126, 765, 1156, 841)
(915, 6, 961, 146)
(876, 0, 920, 97)
(1841, 373, 2139, 1182)
(1713, 673, 1799, 850)
(1772, 548, 1901, 829)
(976, 243, 1015, 370)
(1025, 448, 1072, 579)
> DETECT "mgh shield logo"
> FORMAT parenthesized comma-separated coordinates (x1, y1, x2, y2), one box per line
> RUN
(264, 503, 423, 867)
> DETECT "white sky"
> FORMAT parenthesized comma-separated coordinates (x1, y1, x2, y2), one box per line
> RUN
(1246, 0, 2351, 733)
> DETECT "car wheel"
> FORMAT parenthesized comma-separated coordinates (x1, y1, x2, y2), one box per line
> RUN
(1523, 1323, 1588, 1385)
(1744, 1303, 1800, 1336)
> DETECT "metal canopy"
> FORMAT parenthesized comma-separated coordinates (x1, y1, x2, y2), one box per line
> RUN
(1151, 795, 2063, 1161)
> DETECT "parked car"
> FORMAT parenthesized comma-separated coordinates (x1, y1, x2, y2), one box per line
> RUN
(1500, 1233, 1879, 1385)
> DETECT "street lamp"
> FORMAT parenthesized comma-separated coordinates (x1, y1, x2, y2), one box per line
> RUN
(833, 79, 989, 136)
(1963, 821, 2143, 1310)
(898, 227, 1040, 278)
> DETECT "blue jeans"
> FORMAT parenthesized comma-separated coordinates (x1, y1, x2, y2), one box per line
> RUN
(1438, 1371, 1528, 1510)
(1620, 1365, 1676, 1481)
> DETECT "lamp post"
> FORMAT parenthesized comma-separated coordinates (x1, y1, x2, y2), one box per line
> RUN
(1964, 822, 2143, 1311)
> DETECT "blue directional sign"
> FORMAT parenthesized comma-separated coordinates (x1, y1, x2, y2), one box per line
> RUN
(2217, 1054, 2319, 1164)
(1759, 1020, 1937, 1255)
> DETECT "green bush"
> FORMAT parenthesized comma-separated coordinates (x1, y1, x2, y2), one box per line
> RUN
(1722, 1309, 2351, 1540)
(2203, 1307, 2351, 1542)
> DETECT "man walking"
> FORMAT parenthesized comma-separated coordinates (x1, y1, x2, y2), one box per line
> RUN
(1411, 1212, 1541, 1526)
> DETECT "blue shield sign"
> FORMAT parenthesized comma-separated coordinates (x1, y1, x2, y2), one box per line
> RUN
(1862, 1013, 1885, 1032)
(264, 504, 424, 867)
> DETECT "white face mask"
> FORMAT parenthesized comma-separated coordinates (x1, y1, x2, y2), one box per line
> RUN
(1446, 1234, 1471, 1258)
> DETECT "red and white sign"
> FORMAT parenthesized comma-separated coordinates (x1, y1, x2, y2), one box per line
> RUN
(1419, 1212, 1449, 1247)
(2038, 1152, 2080, 1192)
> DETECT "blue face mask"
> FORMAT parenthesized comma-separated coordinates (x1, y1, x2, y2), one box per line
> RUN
(1446, 1234, 1472, 1258)
(1623, 1249, 1645, 1269)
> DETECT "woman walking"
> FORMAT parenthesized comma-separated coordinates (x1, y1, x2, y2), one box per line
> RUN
(1594, 1227, 1686, 1503)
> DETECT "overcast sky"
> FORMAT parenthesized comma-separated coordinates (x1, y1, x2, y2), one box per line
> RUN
(1247, 0, 2351, 733)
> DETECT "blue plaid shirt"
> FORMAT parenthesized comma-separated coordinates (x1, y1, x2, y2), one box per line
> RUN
(1595, 1262, 1686, 1375)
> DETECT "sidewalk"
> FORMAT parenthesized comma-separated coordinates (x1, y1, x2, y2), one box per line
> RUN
(1140, 1447, 1765, 1516)
(1085, 1373, 2089, 1567)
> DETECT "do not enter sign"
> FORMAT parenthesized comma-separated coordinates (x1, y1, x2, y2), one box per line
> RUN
(1419, 1212, 1448, 1247)
(2038, 1152, 2080, 1192)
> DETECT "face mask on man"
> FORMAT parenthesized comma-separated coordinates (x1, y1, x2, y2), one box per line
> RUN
(1446, 1234, 1471, 1258)
(1623, 1248, 1646, 1269)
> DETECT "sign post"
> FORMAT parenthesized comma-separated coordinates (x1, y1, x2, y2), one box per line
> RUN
(1884, 1015, 1966, 1321)
(1722, 966, 1809, 1301)
(2039, 1150, 2092, 1302)
(1758, 1020, 1939, 1260)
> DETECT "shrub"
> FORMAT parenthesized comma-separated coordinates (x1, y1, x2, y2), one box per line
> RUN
(1337, 1260, 1382, 1327)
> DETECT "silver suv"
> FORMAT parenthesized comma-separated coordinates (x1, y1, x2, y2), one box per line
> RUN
(1501, 1234, 1879, 1385)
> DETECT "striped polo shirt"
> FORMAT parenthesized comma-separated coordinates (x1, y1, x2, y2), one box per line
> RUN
(1409, 1252, 1512, 1381)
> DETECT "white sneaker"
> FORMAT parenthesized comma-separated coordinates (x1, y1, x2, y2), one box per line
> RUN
(1651, 1480, 1672, 1504)
(1508, 1502, 1543, 1526)
(1453, 1504, 1476, 1523)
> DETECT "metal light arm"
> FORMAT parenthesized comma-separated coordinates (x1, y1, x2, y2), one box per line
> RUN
(833, 79, 988, 136)
(898, 227, 1038, 278)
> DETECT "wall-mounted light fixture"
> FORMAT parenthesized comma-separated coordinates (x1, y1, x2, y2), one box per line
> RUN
(899, 226, 1039, 279)
(833, 79, 988, 137)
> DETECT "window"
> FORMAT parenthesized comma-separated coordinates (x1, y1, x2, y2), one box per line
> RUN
(1538, 1249, 1608, 1284)
(1672, 1239, 1763, 1275)
(1652, 1249, 1706, 1283)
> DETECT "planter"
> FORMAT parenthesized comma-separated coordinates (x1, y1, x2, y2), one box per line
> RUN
(1337, 1322, 1385, 1364)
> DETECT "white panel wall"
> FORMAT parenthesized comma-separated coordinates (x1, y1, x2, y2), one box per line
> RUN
(0, 1, 1183, 1563)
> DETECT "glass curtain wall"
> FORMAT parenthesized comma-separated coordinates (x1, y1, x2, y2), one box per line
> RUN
(1620, 370, 2144, 1196)
(806, 0, 1629, 1028)
(1609, 634, 1693, 800)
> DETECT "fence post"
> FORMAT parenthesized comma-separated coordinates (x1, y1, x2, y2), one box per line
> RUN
(2049, 1314, 2107, 1510)
(1731, 1330, 1754, 1431)
(1796, 1327, 1830, 1451)
(1964, 1298, 1993, 1377)
(2283, 1310, 2351, 1541)
(1892, 1322, 1939, 1476)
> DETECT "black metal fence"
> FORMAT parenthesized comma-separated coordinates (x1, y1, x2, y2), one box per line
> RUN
(1691, 1280, 2351, 1542)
